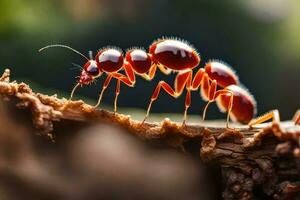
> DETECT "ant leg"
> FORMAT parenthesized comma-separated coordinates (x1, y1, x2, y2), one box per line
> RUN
(158, 64, 172, 75)
(140, 64, 157, 81)
(204, 89, 234, 128)
(224, 92, 234, 129)
(123, 62, 136, 83)
(94, 71, 134, 109)
(201, 74, 210, 101)
(69, 83, 80, 100)
(114, 80, 121, 113)
(94, 75, 113, 108)
(190, 69, 235, 128)
(183, 89, 191, 125)
(109, 63, 135, 113)
(182, 71, 193, 125)
(293, 109, 300, 125)
(191, 68, 205, 90)
(110, 72, 135, 112)
(202, 80, 217, 121)
(142, 70, 192, 124)
(142, 81, 179, 123)
(248, 110, 280, 127)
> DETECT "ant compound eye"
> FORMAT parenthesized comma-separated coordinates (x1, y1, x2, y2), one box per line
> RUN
(84, 60, 100, 76)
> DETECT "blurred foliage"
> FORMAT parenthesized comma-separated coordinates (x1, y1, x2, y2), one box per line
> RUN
(0, 0, 299, 120)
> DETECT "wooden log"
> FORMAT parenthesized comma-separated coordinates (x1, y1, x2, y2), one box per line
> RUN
(1, 69, 300, 199)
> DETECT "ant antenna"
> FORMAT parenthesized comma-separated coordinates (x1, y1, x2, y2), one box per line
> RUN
(39, 44, 89, 61)
(89, 50, 93, 60)
(70, 63, 83, 71)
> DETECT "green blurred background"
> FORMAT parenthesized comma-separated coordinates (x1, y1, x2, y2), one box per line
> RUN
(0, 0, 299, 122)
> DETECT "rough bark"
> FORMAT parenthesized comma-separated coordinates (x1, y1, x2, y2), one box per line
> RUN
(0, 68, 300, 199)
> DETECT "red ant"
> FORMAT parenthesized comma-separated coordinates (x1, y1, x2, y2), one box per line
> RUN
(39, 38, 259, 128)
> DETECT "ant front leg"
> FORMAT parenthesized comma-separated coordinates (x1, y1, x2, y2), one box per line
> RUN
(94, 64, 135, 109)
(94, 75, 113, 108)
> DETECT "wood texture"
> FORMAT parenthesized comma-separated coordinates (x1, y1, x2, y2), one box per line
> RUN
(1, 68, 300, 199)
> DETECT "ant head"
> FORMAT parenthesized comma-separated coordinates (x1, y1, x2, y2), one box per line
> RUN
(39, 44, 103, 85)
(79, 60, 103, 85)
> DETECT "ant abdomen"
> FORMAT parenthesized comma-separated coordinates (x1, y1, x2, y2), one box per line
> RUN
(125, 49, 152, 74)
(216, 85, 256, 124)
(95, 48, 124, 72)
(205, 61, 238, 88)
(149, 39, 200, 70)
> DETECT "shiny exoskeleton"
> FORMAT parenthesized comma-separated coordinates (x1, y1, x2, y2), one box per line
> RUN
(39, 38, 258, 127)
